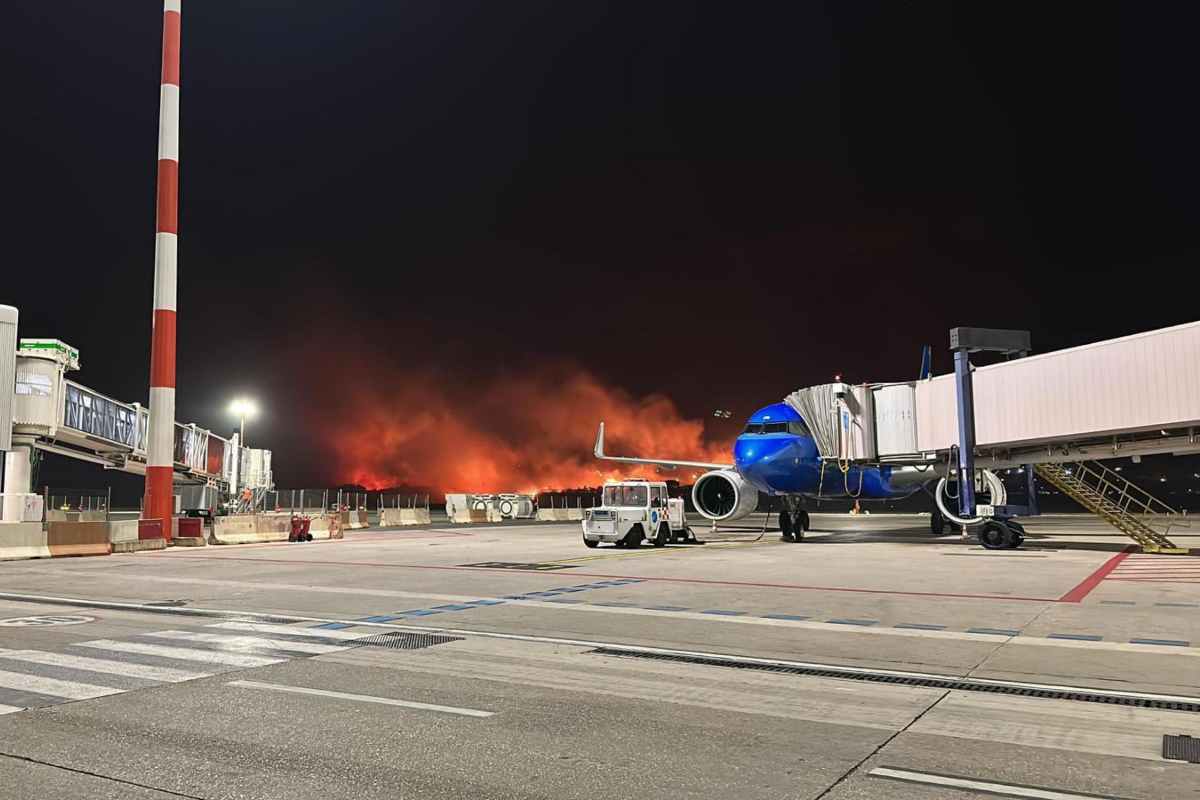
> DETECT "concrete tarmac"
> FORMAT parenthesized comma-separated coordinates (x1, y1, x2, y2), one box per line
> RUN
(1, 513, 1198, 798)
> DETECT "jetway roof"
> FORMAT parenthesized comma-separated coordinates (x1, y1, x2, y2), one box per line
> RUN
(917, 319, 1200, 452)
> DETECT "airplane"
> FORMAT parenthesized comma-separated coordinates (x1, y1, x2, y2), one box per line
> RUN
(592, 347, 958, 541)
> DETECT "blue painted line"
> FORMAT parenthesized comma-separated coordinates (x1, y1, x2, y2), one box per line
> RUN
(1100, 600, 1136, 605)
(313, 622, 353, 630)
(967, 628, 1020, 636)
(701, 609, 746, 616)
(827, 618, 878, 627)
(545, 598, 582, 604)
(1130, 638, 1191, 647)
(1154, 603, 1200, 608)
(466, 599, 504, 606)
(397, 609, 442, 617)
(502, 595, 528, 600)
(893, 623, 945, 630)
(594, 602, 638, 607)
(645, 605, 689, 612)
(1048, 633, 1103, 641)
(430, 604, 474, 611)
(763, 614, 809, 621)
(555, 588, 589, 593)
(359, 615, 401, 623)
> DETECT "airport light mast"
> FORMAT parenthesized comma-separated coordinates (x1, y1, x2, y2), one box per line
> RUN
(143, 0, 181, 542)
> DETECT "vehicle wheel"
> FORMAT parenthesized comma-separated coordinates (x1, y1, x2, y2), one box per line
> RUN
(795, 510, 810, 539)
(930, 509, 946, 535)
(979, 521, 1015, 550)
(653, 523, 670, 547)
(583, 533, 598, 548)
(624, 525, 644, 549)
(779, 511, 794, 542)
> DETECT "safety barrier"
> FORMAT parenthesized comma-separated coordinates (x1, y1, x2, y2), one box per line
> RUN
(337, 510, 369, 529)
(211, 514, 267, 545)
(111, 519, 167, 553)
(0, 522, 50, 560)
(566, 508, 584, 521)
(47, 521, 111, 557)
(379, 508, 431, 526)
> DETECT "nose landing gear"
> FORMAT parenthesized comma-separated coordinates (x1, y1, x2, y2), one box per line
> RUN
(979, 519, 1025, 550)
(780, 506, 810, 542)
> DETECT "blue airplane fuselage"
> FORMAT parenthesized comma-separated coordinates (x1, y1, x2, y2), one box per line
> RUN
(733, 403, 921, 500)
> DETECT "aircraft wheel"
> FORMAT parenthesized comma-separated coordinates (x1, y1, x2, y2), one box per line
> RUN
(582, 534, 598, 548)
(624, 525, 644, 549)
(931, 509, 946, 535)
(779, 511, 795, 542)
(795, 510, 810, 538)
(979, 521, 1020, 550)
(653, 523, 670, 547)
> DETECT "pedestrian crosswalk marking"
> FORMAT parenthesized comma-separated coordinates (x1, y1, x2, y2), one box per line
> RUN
(0, 668, 124, 700)
(143, 630, 348, 655)
(0, 623, 368, 715)
(75, 639, 286, 668)
(0, 648, 210, 683)
(208, 621, 376, 641)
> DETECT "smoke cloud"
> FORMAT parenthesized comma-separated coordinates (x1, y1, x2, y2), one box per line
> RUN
(325, 364, 731, 497)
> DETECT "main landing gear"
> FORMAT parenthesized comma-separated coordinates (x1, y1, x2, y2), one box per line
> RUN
(780, 507, 810, 543)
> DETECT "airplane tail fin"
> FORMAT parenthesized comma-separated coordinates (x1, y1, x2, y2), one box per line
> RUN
(918, 345, 932, 380)
(594, 421, 607, 459)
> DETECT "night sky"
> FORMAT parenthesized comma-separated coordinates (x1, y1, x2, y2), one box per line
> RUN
(6, 2, 1199, 497)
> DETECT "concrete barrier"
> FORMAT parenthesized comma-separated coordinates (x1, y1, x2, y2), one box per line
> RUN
(347, 509, 369, 529)
(211, 514, 268, 545)
(111, 519, 167, 553)
(535, 508, 557, 522)
(380, 508, 430, 527)
(566, 508, 584, 521)
(0, 521, 50, 560)
(47, 521, 111, 557)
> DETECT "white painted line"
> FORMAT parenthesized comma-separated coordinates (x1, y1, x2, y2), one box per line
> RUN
(0, 648, 210, 683)
(227, 680, 494, 718)
(142, 630, 347, 655)
(0, 668, 124, 701)
(869, 767, 1117, 799)
(13, 577, 1200, 657)
(0, 703, 25, 715)
(207, 622, 376, 641)
(75, 640, 284, 668)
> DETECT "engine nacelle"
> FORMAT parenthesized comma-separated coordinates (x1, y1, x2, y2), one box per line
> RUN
(692, 469, 758, 522)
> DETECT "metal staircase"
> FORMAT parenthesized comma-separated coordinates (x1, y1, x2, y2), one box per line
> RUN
(1035, 461, 1190, 553)
(234, 486, 268, 514)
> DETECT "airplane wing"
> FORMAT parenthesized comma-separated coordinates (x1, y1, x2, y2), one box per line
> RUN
(593, 422, 733, 470)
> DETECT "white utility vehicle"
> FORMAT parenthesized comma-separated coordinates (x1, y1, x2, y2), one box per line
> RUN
(581, 479, 695, 548)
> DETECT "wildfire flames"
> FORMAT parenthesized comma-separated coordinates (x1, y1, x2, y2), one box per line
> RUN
(326, 364, 731, 497)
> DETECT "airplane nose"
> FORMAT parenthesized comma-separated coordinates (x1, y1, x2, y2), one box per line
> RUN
(734, 436, 791, 474)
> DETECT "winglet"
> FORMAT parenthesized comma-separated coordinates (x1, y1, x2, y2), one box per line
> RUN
(594, 421, 606, 459)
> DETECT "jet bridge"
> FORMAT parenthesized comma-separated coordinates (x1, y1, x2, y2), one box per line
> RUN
(3, 338, 273, 517)
(787, 320, 1200, 551)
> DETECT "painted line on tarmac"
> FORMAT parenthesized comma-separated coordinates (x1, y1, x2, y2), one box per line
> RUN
(226, 680, 494, 718)
(1058, 546, 1135, 603)
(868, 767, 1126, 800)
(43, 557, 1064, 603)
(5, 591, 1200, 657)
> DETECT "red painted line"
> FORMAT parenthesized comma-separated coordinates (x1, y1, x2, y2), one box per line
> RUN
(1058, 546, 1136, 603)
(142, 553, 1061, 603)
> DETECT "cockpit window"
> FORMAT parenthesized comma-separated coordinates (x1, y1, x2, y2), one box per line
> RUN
(742, 420, 811, 436)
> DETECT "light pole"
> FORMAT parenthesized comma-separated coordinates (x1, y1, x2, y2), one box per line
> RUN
(229, 398, 257, 445)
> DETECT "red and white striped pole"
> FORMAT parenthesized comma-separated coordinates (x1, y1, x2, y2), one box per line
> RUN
(144, 0, 181, 542)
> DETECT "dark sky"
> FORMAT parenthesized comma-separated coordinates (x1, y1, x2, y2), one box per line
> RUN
(5, 2, 1199, 491)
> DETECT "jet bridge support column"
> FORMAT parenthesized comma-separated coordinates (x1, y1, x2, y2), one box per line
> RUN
(952, 348, 977, 519)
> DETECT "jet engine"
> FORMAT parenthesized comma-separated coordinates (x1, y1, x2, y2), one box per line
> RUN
(692, 469, 758, 522)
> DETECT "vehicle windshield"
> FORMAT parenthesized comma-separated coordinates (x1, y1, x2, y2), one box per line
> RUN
(742, 420, 809, 435)
(603, 485, 649, 506)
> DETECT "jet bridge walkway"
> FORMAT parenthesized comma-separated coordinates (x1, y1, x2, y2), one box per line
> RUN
(788, 320, 1200, 552)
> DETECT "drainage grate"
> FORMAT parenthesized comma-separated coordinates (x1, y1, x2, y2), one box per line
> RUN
(351, 631, 464, 650)
(589, 648, 1200, 713)
(1163, 734, 1200, 763)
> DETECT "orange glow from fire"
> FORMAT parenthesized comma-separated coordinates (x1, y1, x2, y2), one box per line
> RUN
(326, 365, 731, 498)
